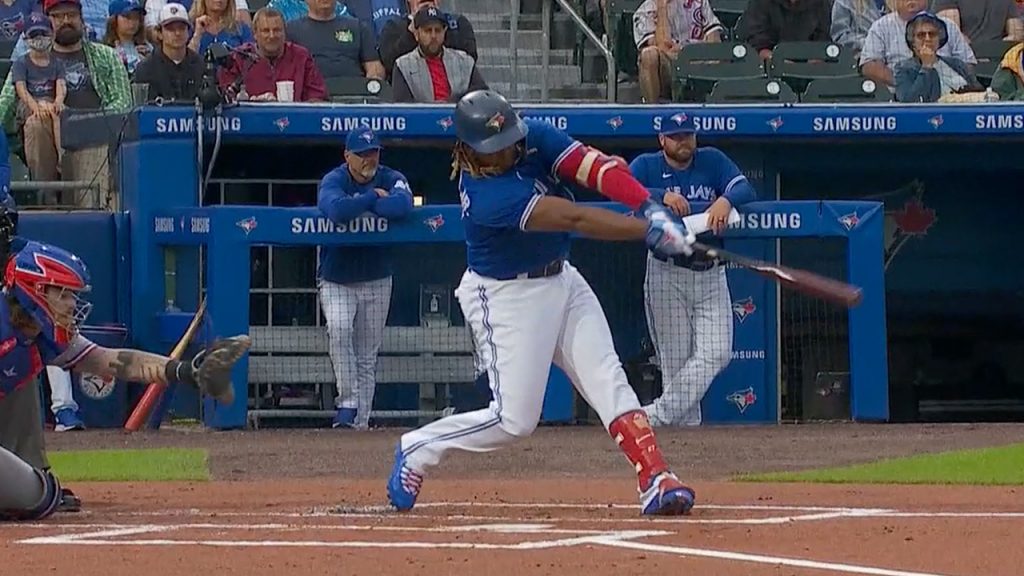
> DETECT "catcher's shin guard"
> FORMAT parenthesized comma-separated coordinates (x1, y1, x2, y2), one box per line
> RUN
(0, 446, 62, 521)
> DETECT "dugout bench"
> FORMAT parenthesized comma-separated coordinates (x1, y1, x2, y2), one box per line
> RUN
(246, 325, 477, 428)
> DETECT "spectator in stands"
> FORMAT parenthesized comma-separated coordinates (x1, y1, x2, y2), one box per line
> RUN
(286, 0, 383, 81)
(219, 7, 326, 101)
(187, 0, 253, 56)
(632, 0, 724, 104)
(860, 0, 975, 87)
(12, 11, 65, 184)
(378, 0, 476, 79)
(741, 0, 832, 60)
(267, 0, 347, 23)
(347, 0, 404, 41)
(144, 0, 251, 44)
(392, 6, 485, 102)
(103, 0, 152, 75)
(7, 0, 107, 58)
(0, 0, 129, 205)
(935, 0, 1022, 44)
(991, 40, 1024, 99)
(831, 0, 888, 54)
(0, 0, 38, 43)
(133, 2, 204, 101)
(894, 11, 982, 101)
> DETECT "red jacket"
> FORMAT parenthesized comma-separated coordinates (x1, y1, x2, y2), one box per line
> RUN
(218, 42, 327, 102)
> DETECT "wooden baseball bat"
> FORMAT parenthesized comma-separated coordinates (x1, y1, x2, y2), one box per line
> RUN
(693, 242, 864, 308)
(123, 299, 208, 432)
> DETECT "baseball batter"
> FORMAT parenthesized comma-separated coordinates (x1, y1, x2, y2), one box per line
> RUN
(629, 112, 757, 426)
(0, 219, 248, 520)
(387, 90, 698, 516)
(317, 127, 413, 429)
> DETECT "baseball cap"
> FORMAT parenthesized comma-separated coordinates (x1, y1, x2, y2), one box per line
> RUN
(414, 6, 448, 28)
(109, 0, 144, 17)
(43, 0, 81, 14)
(25, 12, 52, 36)
(345, 127, 382, 154)
(158, 2, 190, 27)
(659, 112, 696, 136)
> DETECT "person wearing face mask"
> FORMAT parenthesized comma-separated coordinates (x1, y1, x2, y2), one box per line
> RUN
(392, 6, 486, 103)
(316, 127, 414, 430)
(12, 12, 67, 187)
(378, 0, 476, 79)
(628, 112, 758, 427)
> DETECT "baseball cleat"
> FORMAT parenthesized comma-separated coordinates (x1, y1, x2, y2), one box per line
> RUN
(640, 472, 695, 516)
(57, 488, 82, 513)
(332, 408, 356, 429)
(54, 408, 85, 432)
(386, 443, 422, 512)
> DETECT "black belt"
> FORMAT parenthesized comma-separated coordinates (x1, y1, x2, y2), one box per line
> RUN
(484, 259, 565, 281)
(652, 252, 718, 272)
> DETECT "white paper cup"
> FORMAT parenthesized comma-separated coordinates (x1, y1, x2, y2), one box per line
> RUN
(276, 80, 295, 102)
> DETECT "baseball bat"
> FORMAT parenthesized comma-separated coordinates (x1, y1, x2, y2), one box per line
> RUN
(693, 243, 864, 308)
(123, 299, 208, 432)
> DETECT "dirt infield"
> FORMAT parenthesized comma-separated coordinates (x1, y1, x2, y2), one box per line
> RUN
(4, 423, 1024, 575)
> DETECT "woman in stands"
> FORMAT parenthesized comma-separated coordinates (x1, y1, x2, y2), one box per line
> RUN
(103, 0, 152, 76)
(894, 12, 983, 103)
(187, 0, 253, 56)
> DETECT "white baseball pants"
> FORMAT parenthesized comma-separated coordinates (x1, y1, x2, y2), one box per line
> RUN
(643, 254, 733, 426)
(400, 262, 641, 473)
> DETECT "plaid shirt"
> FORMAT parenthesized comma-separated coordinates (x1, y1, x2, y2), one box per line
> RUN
(632, 0, 723, 48)
(831, 0, 887, 52)
(859, 12, 976, 71)
(0, 41, 131, 128)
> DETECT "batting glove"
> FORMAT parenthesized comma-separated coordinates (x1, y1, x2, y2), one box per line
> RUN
(641, 199, 696, 257)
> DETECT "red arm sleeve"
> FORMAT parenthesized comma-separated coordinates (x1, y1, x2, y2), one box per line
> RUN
(553, 144, 650, 211)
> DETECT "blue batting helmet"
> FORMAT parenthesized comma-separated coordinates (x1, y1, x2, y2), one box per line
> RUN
(4, 241, 92, 349)
(453, 90, 528, 154)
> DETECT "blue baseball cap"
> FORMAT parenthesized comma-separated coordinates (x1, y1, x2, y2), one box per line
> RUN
(345, 127, 382, 154)
(109, 0, 144, 17)
(659, 111, 696, 136)
(25, 11, 52, 35)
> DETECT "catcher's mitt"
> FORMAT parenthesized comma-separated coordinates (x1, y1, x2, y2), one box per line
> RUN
(190, 335, 251, 405)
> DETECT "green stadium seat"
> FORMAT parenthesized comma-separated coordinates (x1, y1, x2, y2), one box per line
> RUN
(673, 42, 763, 101)
(0, 59, 11, 83)
(0, 39, 15, 60)
(325, 76, 393, 103)
(801, 76, 892, 103)
(710, 0, 748, 31)
(768, 41, 859, 93)
(607, 0, 643, 77)
(971, 40, 1017, 87)
(706, 77, 797, 103)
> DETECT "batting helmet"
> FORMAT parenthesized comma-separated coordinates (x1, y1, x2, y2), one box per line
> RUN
(4, 241, 92, 349)
(454, 90, 528, 155)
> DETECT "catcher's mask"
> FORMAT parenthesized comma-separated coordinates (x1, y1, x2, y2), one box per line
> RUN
(4, 241, 92, 350)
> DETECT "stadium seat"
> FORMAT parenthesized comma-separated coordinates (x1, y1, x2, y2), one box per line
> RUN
(325, 76, 392, 103)
(0, 59, 11, 83)
(801, 76, 892, 103)
(710, 0, 748, 32)
(768, 42, 859, 93)
(971, 40, 1017, 87)
(706, 77, 797, 103)
(247, 0, 270, 13)
(607, 0, 643, 78)
(673, 42, 763, 101)
(0, 39, 16, 60)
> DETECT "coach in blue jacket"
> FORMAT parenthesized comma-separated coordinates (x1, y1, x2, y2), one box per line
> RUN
(317, 127, 414, 429)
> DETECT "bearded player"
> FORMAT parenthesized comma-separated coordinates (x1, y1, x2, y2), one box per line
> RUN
(630, 112, 757, 426)
(0, 232, 249, 521)
(386, 90, 698, 516)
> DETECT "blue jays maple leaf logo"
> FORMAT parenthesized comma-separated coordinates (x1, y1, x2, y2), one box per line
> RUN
(485, 112, 505, 131)
(838, 212, 859, 231)
(607, 116, 623, 130)
(274, 117, 289, 131)
(727, 387, 757, 414)
(424, 214, 445, 232)
(928, 115, 943, 129)
(437, 116, 453, 131)
(670, 112, 688, 125)
(767, 116, 784, 131)
(236, 217, 257, 235)
(732, 297, 756, 323)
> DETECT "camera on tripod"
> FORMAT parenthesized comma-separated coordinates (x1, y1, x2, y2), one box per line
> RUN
(199, 43, 236, 110)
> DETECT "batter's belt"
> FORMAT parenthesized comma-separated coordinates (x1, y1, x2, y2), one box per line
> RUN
(481, 259, 565, 281)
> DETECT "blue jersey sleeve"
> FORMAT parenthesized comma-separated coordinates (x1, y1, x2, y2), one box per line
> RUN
(708, 148, 757, 206)
(461, 173, 541, 231)
(628, 154, 665, 202)
(373, 169, 414, 220)
(524, 119, 582, 175)
(318, 166, 377, 222)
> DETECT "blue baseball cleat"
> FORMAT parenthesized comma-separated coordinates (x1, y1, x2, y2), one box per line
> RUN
(54, 408, 85, 432)
(332, 408, 356, 429)
(640, 472, 696, 516)
(387, 443, 423, 511)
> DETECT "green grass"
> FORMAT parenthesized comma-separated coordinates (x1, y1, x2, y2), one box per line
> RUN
(48, 448, 210, 482)
(738, 443, 1024, 486)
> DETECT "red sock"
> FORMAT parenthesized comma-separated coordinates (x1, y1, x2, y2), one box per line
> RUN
(608, 410, 669, 491)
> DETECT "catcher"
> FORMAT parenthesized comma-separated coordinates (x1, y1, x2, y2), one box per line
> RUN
(0, 222, 248, 521)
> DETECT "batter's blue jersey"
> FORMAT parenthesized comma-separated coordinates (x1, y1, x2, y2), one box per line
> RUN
(458, 119, 582, 280)
(317, 164, 414, 284)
